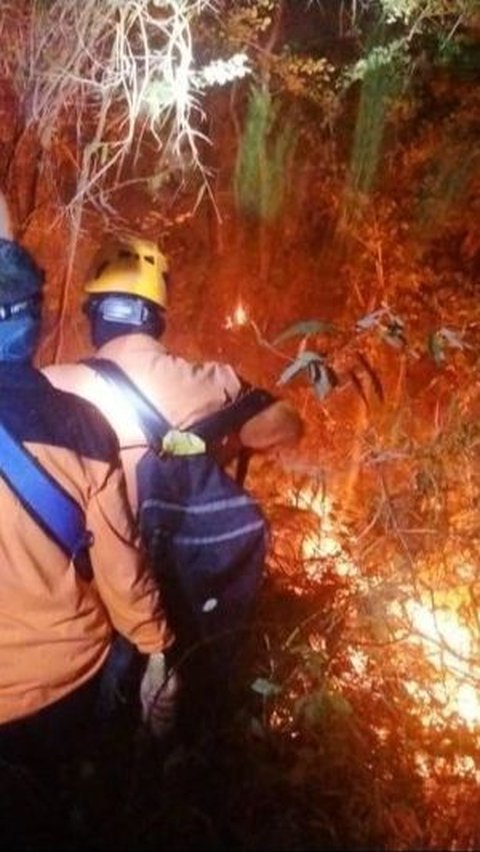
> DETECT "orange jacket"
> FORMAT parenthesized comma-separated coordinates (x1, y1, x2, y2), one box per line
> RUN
(0, 364, 170, 724)
(44, 333, 243, 516)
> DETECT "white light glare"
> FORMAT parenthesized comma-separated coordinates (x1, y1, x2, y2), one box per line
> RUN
(197, 53, 250, 87)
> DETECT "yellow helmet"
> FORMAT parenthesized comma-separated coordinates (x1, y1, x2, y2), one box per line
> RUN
(84, 237, 168, 308)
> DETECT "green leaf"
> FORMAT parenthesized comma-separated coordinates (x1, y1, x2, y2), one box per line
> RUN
(310, 363, 339, 400)
(277, 351, 324, 386)
(273, 319, 337, 345)
(251, 677, 282, 698)
(249, 716, 266, 738)
(382, 329, 406, 349)
(437, 327, 466, 350)
(382, 320, 407, 349)
(428, 332, 446, 365)
(295, 689, 326, 727)
(100, 144, 110, 166)
(326, 692, 353, 717)
(356, 309, 386, 331)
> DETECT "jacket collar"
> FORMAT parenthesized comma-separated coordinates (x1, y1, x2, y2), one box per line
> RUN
(96, 333, 166, 359)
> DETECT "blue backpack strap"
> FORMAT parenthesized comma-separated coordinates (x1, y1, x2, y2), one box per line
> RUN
(0, 420, 93, 581)
(82, 357, 171, 451)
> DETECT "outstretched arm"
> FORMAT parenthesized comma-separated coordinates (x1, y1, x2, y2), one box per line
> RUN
(239, 399, 303, 452)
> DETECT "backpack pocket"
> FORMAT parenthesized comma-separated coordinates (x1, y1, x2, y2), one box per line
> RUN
(137, 451, 267, 655)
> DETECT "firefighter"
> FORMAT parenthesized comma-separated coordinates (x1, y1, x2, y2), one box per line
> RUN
(43, 236, 303, 739)
(0, 216, 173, 774)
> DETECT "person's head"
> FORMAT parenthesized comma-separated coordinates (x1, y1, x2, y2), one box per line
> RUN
(83, 237, 169, 349)
(0, 238, 44, 363)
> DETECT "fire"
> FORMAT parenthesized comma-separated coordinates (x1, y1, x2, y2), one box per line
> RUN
(289, 486, 480, 732)
(289, 484, 480, 732)
(292, 486, 357, 579)
(407, 601, 472, 673)
(404, 600, 480, 728)
(457, 684, 480, 728)
(225, 302, 248, 328)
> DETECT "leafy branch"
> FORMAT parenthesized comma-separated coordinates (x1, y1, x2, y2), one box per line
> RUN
(253, 306, 476, 405)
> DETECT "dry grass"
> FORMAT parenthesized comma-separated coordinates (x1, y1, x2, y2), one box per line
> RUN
(0, 0, 220, 222)
(26, 0, 216, 210)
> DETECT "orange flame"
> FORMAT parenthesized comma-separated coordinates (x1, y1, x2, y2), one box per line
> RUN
(225, 302, 248, 328)
(292, 486, 480, 731)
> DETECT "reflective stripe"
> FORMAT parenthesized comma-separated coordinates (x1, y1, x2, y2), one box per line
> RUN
(0, 298, 37, 321)
(174, 520, 265, 546)
(142, 495, 252, 514)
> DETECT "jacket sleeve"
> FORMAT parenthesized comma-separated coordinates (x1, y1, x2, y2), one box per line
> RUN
(238, 399, 304, 451)
(86, 463, 173, 655)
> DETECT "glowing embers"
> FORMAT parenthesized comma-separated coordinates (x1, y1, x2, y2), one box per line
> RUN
(291, 486, 357, 579)
(225, 302, 248, 329)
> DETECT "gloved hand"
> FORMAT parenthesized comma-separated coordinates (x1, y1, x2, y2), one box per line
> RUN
(140, 651, 181, 740)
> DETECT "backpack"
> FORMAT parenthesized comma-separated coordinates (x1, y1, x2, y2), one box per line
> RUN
(83, 358, 275, 679)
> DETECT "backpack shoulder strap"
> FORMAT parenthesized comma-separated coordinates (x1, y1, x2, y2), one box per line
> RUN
(0, 420, 93, 581)
(83, 357, 172, 450)
(84, 358, 276, 449)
